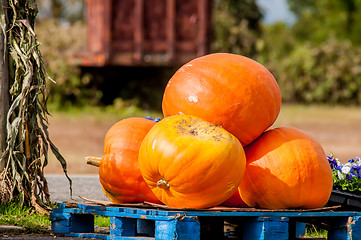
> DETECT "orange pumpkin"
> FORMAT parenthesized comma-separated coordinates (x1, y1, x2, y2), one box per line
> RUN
(99, 117, 161, 204)
(138, 115, 246, 209)
(162, 53, 281, 146)
(239, 126, 333, 209)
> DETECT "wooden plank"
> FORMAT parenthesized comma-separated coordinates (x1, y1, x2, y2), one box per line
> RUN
(103, 0, 112, 63)
(50, 212, 94, 234)
(166, 0, 175, 61)
(77, 0, 213, 67)
(85, 0, 111, 65)
(86, 0, 102, 53)
(134, 0, 144, 62)
(197, 0, 209, 56)
(155, 218, 200, 240)
(112, 41, 197, 53)
(111, 0, 135, 47)
(110, 216, 137, 236)
(242, 217, 289, 240)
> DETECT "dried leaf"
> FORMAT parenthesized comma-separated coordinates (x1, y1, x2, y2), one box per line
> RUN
(0, 0, 72, 209)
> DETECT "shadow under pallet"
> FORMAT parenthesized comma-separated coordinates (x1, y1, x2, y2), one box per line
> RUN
(50, 202, 360, 240)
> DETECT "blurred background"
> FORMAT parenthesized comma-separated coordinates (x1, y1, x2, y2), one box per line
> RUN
(34, 0, 361, 174)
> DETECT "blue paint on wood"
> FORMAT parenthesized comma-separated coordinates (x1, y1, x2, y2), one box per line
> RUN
(110, 216, 136, 236)
(295, 222, 306, 238)
(50, 212, 94, 234)
(348, 216, 361, 240)
(242, 217, 289, 240)
(50, 203, 361, 240)
(155, 218, 200, 240)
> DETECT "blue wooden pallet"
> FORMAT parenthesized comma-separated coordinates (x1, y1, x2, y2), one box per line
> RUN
(50, 203, 361, 240)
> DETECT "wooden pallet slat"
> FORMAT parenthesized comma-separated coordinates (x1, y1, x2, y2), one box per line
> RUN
(50, 203, 361, 240)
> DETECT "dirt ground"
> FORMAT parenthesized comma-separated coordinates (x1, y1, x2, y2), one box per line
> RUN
(45, 105, 361, 174)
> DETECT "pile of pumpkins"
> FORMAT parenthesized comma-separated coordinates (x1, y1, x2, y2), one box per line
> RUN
(90, 53, 333, 210)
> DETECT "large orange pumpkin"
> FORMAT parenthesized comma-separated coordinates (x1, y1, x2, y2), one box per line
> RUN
(98, 117, 161, 204)
(162, 53, 281, 146)
(239, 126, 333, 209)
(138, 115, 246, 209)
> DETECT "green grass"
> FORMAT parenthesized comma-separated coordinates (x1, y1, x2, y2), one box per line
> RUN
(304, 224, 328, 239)
(0, 201, 110, 233)
(94, 215, 110, 228)
(0, 201, 51, 233)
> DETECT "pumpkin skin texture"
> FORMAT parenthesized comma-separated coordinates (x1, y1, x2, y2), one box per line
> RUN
(99, 117, 161, 204)
(162, 53, 281, 146)
(138, 115, 246, 209)
(239, 126, 333, 209)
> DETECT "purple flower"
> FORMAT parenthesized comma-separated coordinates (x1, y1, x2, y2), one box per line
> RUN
(328, 155, 339, 169)
(335, 165, 342, 171)
(352, 165, 361, 179)
(348, 158, 356, 163)
(346, 174, 352, 180)
(328, 154, 361, 184)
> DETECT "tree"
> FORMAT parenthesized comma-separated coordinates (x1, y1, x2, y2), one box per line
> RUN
(287, 0, 361, 45)
(0, 0, 70, 213)
(211, 0, 263, 57)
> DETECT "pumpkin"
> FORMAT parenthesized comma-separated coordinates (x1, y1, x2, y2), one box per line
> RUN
(162, 53, 281, 146)
(98, 117, 161, 204)
(239, 126, 333, 209)
(138, 115, 246, 209)
(221, 191, 248, 208)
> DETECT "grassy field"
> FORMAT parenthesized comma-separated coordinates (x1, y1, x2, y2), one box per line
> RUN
(45, 104, 361, 174)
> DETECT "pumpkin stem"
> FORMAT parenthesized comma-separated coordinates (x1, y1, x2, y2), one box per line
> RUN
(85, 156, 102, 167)
(157, 179, 170, 189)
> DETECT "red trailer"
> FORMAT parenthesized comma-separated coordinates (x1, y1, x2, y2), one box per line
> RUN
(75, 0, 212, 67)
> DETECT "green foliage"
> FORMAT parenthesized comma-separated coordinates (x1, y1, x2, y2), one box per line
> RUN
(94, 215, 109, 228)
(255, 6, 361, 105)
(265, 38, 361, 104)
(304, 224, 328, 238)
(212, 0, 262, 57)
(328, 153, 361, 192)
(35, 19, 101, 109)
(288, 0, 361, 45)
(0, 200, 50, 233)
(332, 170, 361, 192)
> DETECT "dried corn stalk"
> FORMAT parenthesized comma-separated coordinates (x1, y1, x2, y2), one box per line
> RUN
(0, 0, 71, 213)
